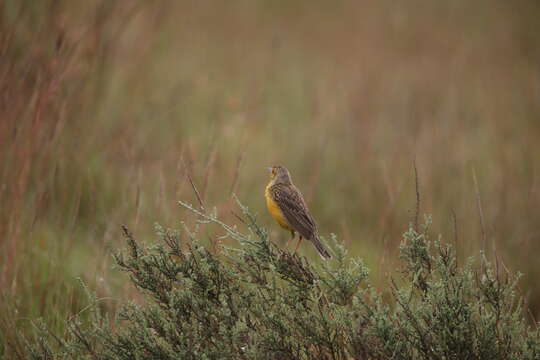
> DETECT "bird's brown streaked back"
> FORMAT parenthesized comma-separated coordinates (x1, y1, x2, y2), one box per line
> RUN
(268, 184, 316, 240)
(265, 165, 331, 259)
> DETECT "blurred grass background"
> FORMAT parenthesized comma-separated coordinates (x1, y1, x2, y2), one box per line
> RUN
(1, 0, 540, 356)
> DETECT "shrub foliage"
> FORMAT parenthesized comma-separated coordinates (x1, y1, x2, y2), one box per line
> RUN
(25, 200, 539, 359)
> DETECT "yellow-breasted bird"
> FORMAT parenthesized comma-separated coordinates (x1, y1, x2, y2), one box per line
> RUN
(265, 165, 331, 259)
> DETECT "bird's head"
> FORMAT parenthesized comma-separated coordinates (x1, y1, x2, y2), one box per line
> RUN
(268, 165, 292, 185)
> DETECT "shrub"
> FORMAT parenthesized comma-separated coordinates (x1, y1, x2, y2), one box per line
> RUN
(23, 200, 540, 359)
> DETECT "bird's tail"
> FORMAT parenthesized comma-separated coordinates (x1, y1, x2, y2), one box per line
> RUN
(311, 235, 331, 259)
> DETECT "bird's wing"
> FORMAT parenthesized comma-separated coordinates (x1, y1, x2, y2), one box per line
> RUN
(271, 184, 317, 239)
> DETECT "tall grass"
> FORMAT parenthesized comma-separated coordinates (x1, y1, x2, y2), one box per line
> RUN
(1, 0, 540, 356)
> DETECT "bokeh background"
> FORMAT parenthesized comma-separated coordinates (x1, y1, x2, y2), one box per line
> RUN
(2, 0, 540, 354)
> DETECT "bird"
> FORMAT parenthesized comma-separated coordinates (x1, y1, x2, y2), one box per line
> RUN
(265, 165, 331, 259)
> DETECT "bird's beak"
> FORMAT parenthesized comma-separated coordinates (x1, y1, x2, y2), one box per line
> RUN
(267, 167, 273, 172)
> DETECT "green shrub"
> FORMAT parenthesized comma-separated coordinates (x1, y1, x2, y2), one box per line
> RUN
(23, 200, 540, 359)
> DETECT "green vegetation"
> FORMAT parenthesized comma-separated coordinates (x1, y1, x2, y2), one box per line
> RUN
(22, 201, 540, 359)
(1, 0, 540, 358)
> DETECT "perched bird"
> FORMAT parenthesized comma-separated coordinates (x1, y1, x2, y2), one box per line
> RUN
(265, 165, 331, 259)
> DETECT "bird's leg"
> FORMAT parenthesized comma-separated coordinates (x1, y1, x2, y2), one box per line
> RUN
(285, 230, 295, 251)
(293, 236, 303, 253)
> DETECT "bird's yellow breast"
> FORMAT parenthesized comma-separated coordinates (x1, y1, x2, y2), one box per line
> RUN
(265, 183, 292, 231)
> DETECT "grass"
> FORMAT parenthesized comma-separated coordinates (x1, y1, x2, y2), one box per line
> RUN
(1, 0, 540, 357)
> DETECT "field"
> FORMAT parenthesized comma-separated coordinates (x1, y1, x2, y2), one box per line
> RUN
(1, 1, 540, 356)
